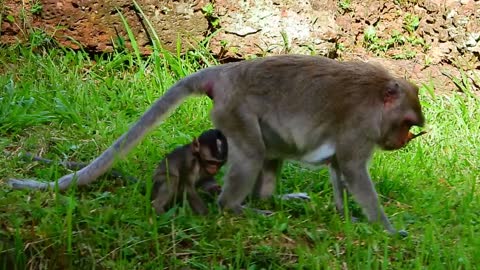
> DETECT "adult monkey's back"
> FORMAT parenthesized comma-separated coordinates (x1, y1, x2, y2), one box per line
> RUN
(9, 55, 425, 236)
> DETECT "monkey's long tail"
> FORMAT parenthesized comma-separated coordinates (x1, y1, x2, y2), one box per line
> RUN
(8, 75, 206, 191)
(4, 151, 140, 183)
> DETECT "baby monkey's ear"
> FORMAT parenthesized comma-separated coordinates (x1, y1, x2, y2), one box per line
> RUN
(191, 137, 200, 153)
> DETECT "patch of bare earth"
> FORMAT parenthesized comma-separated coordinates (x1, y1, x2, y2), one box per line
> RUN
(335, 0, 479, 95)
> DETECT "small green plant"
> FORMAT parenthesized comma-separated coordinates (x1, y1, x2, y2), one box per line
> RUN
(280, 31, 291, 54)
(363, 25, 388, 53)
(406, 35, 425, 46)
(336, 42, 346, 52)
(28, 28, 55, 49)
(403, 13, 420, 33)
(364, 25, 378, 44)
(30, 1, 43, 15)
(6, 14, 15, 23)
(363, 22, 426, 58)
(111, 27, 127, 53)
(220, 40, 228, 48)
(338, 0, 352, 13)
(389, 30, 406, 45)
(19, 5, 27, 24)
(392, 51, 416, 59)
(202, 3, 220, 30)
(201, 3, 214, 16)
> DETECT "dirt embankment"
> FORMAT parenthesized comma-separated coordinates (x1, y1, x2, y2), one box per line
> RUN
(335, 0, 479, 94)
(1, 0, 478, 94)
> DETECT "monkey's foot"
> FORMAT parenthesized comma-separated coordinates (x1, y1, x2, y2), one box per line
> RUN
(203, 184, 222, 195)
(385, 228, 408, 237)
(279, 192, 310, 201)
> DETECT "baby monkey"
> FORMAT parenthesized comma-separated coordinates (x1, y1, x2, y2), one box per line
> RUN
(151, 129, 228, 215)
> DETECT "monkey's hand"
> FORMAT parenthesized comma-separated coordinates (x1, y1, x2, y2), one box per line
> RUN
(279, 192, 311, 201)
(203, 184, 222, 195)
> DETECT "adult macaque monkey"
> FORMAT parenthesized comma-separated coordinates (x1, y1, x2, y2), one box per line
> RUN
(9, 55, 425, 236)
(151, 129, 228, 215)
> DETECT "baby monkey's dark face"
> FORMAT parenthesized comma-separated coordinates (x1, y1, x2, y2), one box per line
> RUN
(196, 129, 228, 175)
(200, 155, 225, 175)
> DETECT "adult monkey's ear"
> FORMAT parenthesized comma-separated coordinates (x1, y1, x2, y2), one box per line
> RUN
(384, 81, 400, 108)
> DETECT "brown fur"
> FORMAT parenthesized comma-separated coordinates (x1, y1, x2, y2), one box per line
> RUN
(151, 129, 227, 215)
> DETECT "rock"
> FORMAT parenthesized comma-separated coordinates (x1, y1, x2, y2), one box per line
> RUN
(210, 0, 339, 58)
(420, 0, 440, 13)
(465, 33, 480, 47)
(453, 15, 469, 27)
(466, 17, 480, 33)
(447, 26, 460, 41)
(446, 9, 458, 19)
(444, 0, 463, 8)
(419, 23, 436, 36)
(438, 29, 450, 42)
(0, 0, 209, 54)
(466, 43, 480, 54)
(453, 33, 467, 46)
(425, 14, 436, 24)
(430, 42, 456, 63)
(1, 0, 339, 58)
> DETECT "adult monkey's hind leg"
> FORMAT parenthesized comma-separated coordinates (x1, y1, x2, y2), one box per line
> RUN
(212, 108, 267, 214)
(253, 159, 283, 199)
(253, 159, 309, 212)
(252, 159, 310, 201)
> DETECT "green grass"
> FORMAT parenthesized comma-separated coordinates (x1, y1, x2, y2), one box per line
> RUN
(0, 45, 479, 269)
